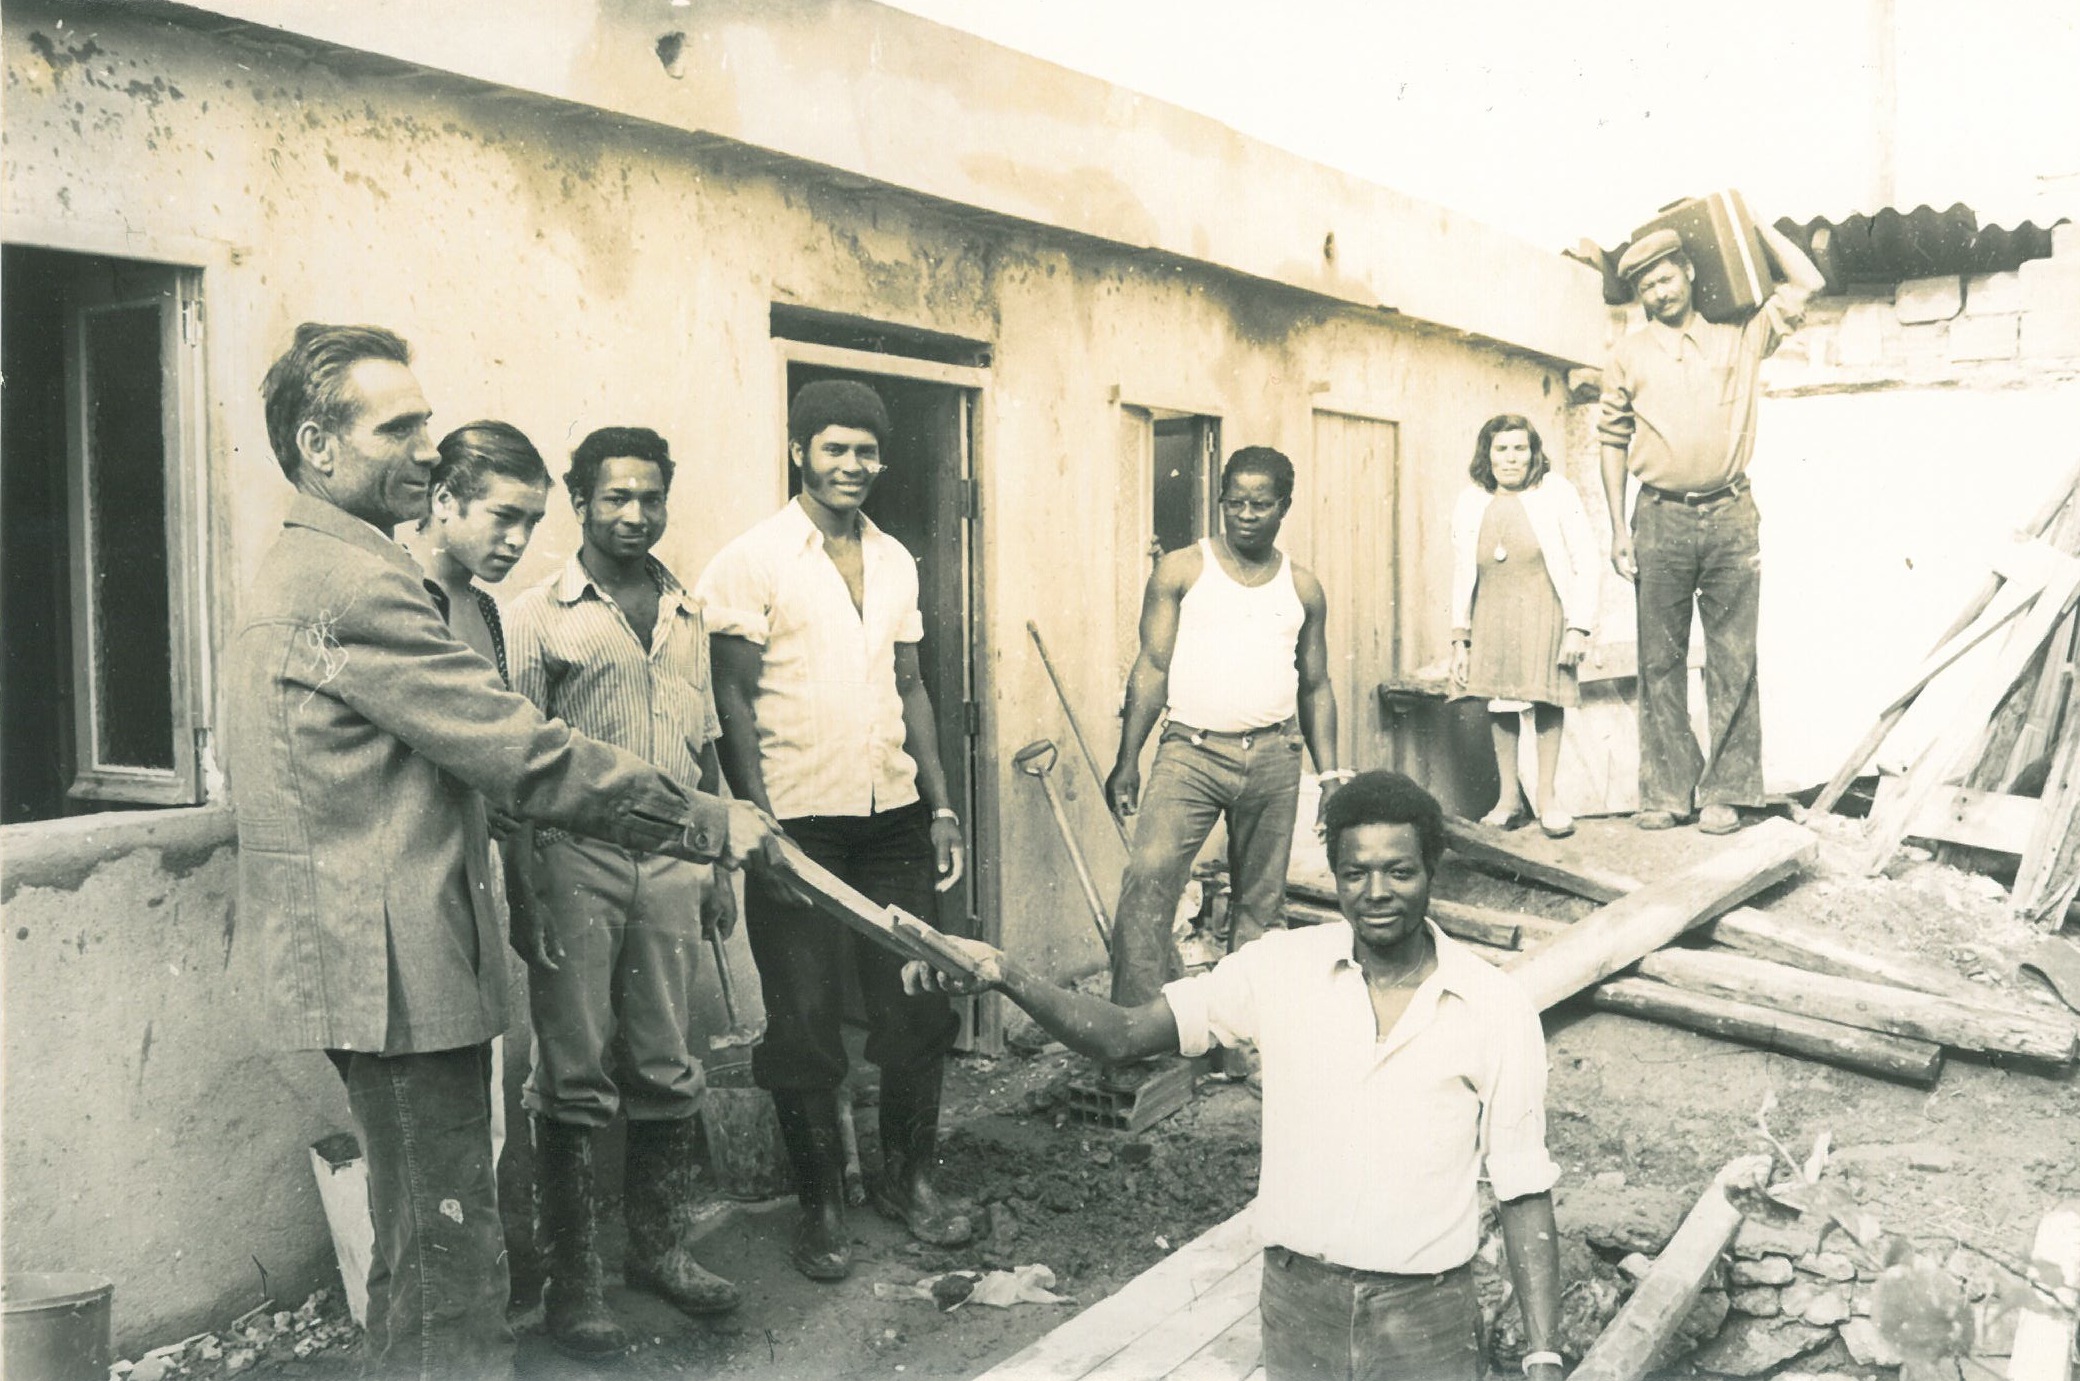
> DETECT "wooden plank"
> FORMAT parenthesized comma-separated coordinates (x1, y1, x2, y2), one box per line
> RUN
(1286, 893, 1522, 950)
(1440, 817, 1639, 904)
(1083, 1255, 1260, 1381)
(774, 838, 984, 978)
(1572, 1157, 1773, 1381)
(976, 1203, 1263, 1381)
(1636, 948, 2080, 1064)
(1859, 552, 2080, 874)
(1701, 907, 1990, 1003)
(1166, 1309, 1263, 1381)
(1592, 977, 1944, 1086)
(1434, 898, 1572, 944)
(1510, 818, 1817, 1012)
(1873, 781, 2041, 854)
(2012, 659, 2080, 927)
(2007, 1202, 2080, 1381)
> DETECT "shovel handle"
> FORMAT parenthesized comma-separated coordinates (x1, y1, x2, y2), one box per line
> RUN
(707, 929, 741, 1029)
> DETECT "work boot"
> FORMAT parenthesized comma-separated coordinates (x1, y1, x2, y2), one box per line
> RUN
(623, 1117, 740, 1316)
(773, 1088, 851, 1281)
(873, 1062, 975, 1247)
(533, 1118, 629, 1359)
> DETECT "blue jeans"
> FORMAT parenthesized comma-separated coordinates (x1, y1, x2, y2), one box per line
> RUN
(1260, 1247, 1484, 1381)
(1112, 719, 1304, 1007)
(1633, 487, 1765, 814)
(330, 1045, 512, 1381)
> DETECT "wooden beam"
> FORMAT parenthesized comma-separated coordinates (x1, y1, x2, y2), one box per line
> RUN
(2013, 659, 2080, 928)
(1636, 948, 2080, 1065)
(1592, 978, 1944, 1086)
(1571, 1157, 1774, 1381)
(1510, 819, 1817, 1012)
(1700, 906, 1994, 1004)
(1440, 817, 1638, 903)
(1433, 897, 1573, 944)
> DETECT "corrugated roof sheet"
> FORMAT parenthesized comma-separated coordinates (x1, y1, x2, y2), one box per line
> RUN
(1585, 203, 2066, 304)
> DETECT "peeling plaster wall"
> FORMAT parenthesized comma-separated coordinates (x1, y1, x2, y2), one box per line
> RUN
(4, 1, 1569, 1344)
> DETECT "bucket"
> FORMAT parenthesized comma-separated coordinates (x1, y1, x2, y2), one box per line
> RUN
(698, 1065, 793, 1201)
(2, 1274, 114, 1381)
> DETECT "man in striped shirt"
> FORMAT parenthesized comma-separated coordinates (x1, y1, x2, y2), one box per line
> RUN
(506, 427, 739, 1356)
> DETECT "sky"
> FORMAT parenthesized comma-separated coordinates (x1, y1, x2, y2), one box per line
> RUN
(878, 0, 2080, 250)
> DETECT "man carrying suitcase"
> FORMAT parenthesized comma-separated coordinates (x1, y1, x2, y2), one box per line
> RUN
(1598, 218, 1825, 834)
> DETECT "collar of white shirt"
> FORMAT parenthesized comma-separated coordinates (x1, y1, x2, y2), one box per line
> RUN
(550, 551, 689, 607)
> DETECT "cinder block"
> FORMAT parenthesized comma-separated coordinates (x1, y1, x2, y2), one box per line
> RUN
(1964, 271, 2025, 316)
(2054, 220, 2080, 260)
(2021, 308, 2080, 360)
(2017, 252, 2080, 295)
(1894, 275, 1963, 324)
(1835, 301, 1891, 366)
(1899, 320, 1949, 369)
(1948, 311, 2019, 361)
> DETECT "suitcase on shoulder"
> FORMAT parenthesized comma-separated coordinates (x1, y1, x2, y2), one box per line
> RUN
(1631, 190, 1777, 323)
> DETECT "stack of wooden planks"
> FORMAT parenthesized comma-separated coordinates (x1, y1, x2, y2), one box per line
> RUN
(1814, 459, 2080, 928)
(1291, 816, 2080, 1088)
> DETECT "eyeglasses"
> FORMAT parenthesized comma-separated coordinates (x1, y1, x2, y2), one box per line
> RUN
(1220, 498, 1281, 517)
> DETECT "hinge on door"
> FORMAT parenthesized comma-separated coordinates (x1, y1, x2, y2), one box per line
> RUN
(964, 700, 982, 736)
(180, 297, 204, 347)
(962, 477, 981, 521)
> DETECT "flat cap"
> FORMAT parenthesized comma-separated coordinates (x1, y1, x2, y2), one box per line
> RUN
(1617, 228, 1685, 281)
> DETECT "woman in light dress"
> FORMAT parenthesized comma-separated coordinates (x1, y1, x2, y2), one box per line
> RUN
(1449, 414, 1601, 838)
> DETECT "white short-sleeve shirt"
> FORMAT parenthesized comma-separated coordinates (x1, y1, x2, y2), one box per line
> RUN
(695, 499, 924, 820)
(1164, 920, 1561, 1274)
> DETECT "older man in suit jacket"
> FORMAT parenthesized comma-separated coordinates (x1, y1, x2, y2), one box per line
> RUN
(230, 323, 783, 1381)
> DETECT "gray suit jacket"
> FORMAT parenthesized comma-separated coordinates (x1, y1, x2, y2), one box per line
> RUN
(230, 494, 730, 1053)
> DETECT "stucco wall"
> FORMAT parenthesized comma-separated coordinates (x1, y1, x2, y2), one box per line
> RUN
(4, 0, 1572, 1345)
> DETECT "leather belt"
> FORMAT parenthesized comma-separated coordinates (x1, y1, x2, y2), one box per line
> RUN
(1640, 475, 1748, 507)
(1169, 715, 1298, 750)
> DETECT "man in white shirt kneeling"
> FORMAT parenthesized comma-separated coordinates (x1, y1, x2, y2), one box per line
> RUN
(904, 770, 1566, 1381)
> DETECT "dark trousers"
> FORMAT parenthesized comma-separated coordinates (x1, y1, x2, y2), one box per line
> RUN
(1112, 719, 1305, 1007)
(742, 801, 959, 1091)
(1633, 487, 1765, 814)
(1260, 1247, 1484, 1381)
(328, 1044, 512, 1381)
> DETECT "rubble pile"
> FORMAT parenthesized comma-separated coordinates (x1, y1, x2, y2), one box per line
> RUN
(110, 1290, 357, 1381)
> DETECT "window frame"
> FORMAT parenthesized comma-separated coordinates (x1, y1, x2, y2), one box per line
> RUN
(4, 229, 217, 816)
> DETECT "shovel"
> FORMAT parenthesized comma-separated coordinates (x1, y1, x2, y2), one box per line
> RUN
(1014, 739, 1112, 952)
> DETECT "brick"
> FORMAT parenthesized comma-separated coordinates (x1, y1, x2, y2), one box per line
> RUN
(1895, 275, 1963, 323)
(2022, 308, 2080, 360)
(1965, 271, 2025, 315)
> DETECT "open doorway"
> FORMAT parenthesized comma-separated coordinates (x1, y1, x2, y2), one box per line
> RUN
(782, 360, 981, 941)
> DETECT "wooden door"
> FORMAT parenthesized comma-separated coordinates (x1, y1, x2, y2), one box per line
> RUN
(1308, 412, 1400, 772)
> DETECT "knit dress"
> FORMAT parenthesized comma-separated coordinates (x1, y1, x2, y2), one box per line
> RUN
(1464, 491, 1578, 708)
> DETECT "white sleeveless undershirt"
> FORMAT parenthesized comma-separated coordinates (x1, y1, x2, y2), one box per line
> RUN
(1165, 539, 1306, 733)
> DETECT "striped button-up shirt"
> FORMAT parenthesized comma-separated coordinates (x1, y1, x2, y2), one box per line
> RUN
(507, 554, 720, 795)
(695, 499, 923, 820)
(1165, 920, 1560, 1274)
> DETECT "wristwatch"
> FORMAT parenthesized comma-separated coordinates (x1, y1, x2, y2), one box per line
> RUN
(932, 807, 960, 826)
(1521, 1350, 1564, 1374)
(1317, 768, 1356, 784)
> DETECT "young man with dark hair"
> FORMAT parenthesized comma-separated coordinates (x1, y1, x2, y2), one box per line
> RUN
(1105, 446, 1342, 1032)
(505, 425, 742, 1355)
(232, 325, 785, 1381)
(697, 378, 972, 1283)
(1599, 221, 1826, 835)
(903, 769, 1563, 1381)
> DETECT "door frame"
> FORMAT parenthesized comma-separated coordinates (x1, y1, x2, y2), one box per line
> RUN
(772, 339, 1001, 1048)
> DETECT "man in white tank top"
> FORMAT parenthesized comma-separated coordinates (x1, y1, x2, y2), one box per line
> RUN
(1105, 447, 1346, 1026)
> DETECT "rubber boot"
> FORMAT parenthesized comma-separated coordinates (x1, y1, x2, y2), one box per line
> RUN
(772, 1088, 851, 1281)
(623, 1118, 740, 1317)
(872, 1061, 975, 1247)
(533, 1118, 629, 1359)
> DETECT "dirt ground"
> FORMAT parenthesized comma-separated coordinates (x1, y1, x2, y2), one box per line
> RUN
(148, 810, 2079, 1381)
